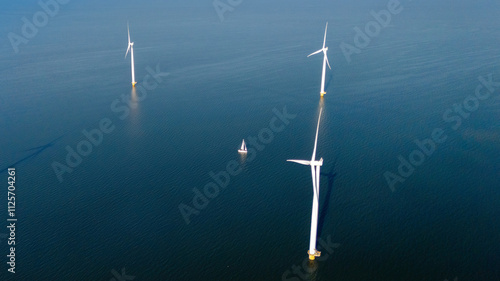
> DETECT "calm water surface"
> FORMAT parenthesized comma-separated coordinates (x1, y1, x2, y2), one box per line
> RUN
(0, 0, 499, 280)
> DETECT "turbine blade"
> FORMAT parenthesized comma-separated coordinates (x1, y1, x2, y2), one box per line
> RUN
(287, 159, 311, 166)
(125, 45, 130, 58)
(324, 52, 331, 70)
(308, 49, 323, 57)
(316, 165, 321, 197)
(323, 22, 328, 49)
(311, 108, 323, 161)
(311, 166, 319, 202)
(127, 22, 131, 44)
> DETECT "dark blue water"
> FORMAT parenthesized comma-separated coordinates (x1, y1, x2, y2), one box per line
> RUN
(0, 0, 499, 280)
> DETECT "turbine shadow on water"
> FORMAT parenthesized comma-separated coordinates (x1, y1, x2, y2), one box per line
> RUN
(0, 135, 65, 173)
(324, 72, 334, 94)
(317, 162, 337, 238)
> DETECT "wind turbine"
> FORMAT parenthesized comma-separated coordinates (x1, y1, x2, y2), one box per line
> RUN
(308, 22, 331, 97)
(125, 22, 137, 87)
(287, 108, 324, 260)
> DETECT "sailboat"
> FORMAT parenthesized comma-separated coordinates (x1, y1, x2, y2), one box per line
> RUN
(238, 139, 247, 153)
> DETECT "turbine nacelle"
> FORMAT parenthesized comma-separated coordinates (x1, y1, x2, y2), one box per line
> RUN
(311, 158, 323, 166)
(125, 41, 134, 57)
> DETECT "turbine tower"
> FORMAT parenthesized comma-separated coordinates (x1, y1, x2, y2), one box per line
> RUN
(125, 22, 137, 87)
(308, 22, 331, 97)
(287, 108, 324, 260)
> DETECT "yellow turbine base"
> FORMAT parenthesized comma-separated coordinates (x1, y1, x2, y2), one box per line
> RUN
(320, 92, 326, 97)
(132, 82, 137, 87)
(308, 250, 321, 260)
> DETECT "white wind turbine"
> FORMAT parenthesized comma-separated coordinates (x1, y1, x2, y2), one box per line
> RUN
(287, 108, 324, 260)
(125, 22, 137, 87)
(308, 22, 331, 97)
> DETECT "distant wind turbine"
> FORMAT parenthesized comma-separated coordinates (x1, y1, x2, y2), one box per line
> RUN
(287, 108, 324, 260)
(308, 22, 331, 97)
(125, 22, 137, 87)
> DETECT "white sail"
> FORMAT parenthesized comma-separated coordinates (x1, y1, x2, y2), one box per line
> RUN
(239, 139, 247, 153)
